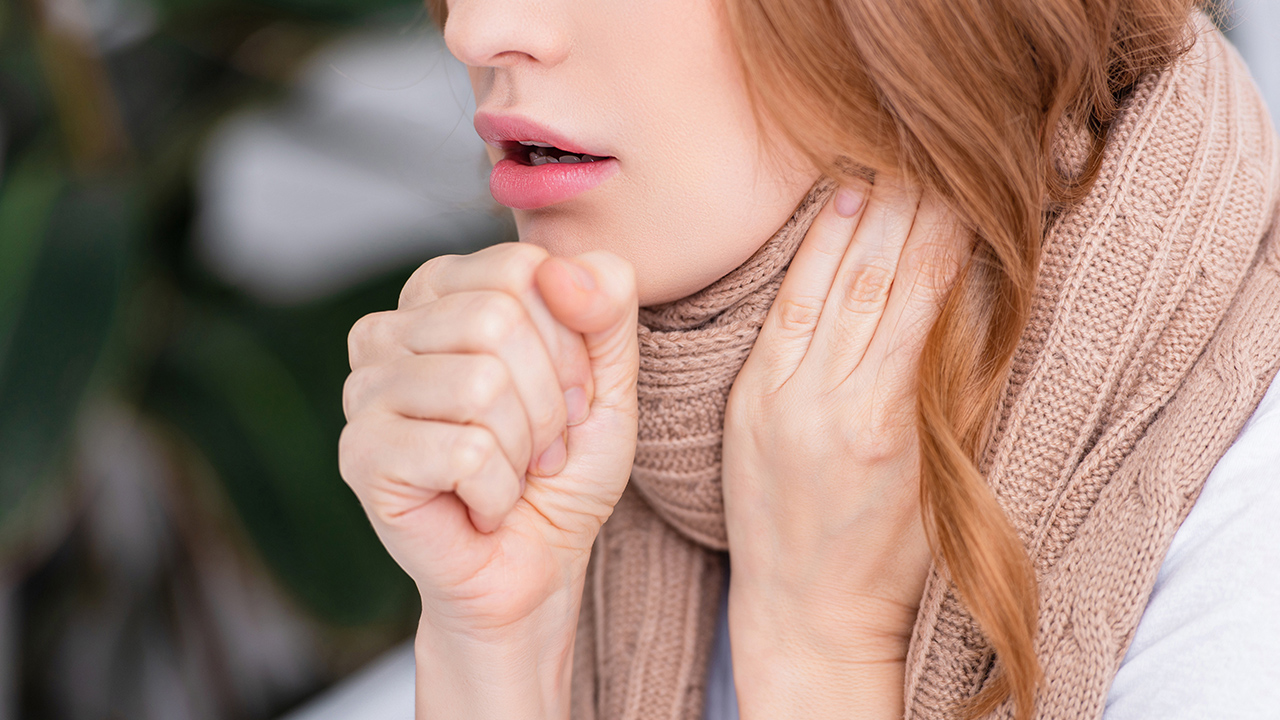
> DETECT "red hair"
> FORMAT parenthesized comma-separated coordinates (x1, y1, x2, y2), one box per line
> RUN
(427, 0, 1205, 715)
(724, 0, 1202, 715)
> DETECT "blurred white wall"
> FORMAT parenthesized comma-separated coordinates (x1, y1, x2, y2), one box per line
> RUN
(197, 28, 509, 305)
(1230, 0, 1280, 130)
(276, 642, 412, 720)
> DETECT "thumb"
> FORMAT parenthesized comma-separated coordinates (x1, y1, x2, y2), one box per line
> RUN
(535, 251, 639, 412)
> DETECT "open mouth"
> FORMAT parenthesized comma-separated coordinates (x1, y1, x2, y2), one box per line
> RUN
(510, 141, 612, 166)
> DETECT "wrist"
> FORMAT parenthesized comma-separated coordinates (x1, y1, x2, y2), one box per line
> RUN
(728, 581, 913, 720)
(415, 570, 587, 720)
(728, 574, 917, 662)
(415, 625, 575, 720)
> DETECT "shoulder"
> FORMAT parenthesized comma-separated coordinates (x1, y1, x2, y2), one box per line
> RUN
(1103, 370, 1280, 720)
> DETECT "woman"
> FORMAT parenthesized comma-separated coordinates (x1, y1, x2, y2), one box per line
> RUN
(337, 0, 1280, 716)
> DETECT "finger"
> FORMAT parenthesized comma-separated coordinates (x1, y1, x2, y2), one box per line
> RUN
(857, 192, 967, 390)
(343, 353, 534, 480)
(339, 415, 522, 534)
(536, 251, 639, 418)
(807, 177, 922, 382)
(348, 309, 398, 370)
(750, 183, 869, 385)
(351, 290, 582, 474)
(397, 242, 548, 310)
(393, 242, 594, 423)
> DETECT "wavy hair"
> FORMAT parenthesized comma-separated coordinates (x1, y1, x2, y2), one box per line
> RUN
(428, 0, 1205, 715)
(721, 0, 1202, 715)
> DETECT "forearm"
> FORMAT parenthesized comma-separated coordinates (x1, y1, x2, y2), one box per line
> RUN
(732, 651, 905, 719)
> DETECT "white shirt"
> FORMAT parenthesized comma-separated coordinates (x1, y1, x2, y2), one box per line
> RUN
(704, 371, 1280, 720)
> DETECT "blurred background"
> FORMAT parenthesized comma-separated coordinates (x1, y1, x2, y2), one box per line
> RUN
(0, 0, 1275, 718)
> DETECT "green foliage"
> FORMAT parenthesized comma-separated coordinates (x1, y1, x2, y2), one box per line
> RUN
(0, 150, 64, 367)
(0, 0, 448, 632)
(145, 0, 422, 24)
(146, 300, 417, 624)
(0, 154, 134, 535)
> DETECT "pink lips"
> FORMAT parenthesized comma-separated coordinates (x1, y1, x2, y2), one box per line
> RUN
(475, 113, 619, 211)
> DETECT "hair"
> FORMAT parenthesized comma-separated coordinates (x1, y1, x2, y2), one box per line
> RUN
(722, 0, 1205, 716)
(427, 0, 1204, 715)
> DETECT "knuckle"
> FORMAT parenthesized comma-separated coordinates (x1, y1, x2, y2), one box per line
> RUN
(399, 256, 449, 308)
(773, 297, 823, 336)
(493, 243, 548, 294)
(473, 292, 526, 346)
(341, 368, 371, 419)
(347, 311, 396, 367)
(452, 425, 497, 479)
(462, 355, 509, 411)
(839, 262, 895, 312)
(336, 422, 369, 488)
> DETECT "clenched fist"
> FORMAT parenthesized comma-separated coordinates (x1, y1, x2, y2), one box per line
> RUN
(339, 243, 639, 718)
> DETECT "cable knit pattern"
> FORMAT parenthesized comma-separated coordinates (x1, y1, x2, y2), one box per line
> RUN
(571, 17, 1280, 720)
(629, 179, 836, 551)
(904, 21, 1280, 719)
(570, 180, 836, 720)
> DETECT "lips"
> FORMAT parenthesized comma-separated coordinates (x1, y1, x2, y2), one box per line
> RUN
(475, 113, 619, 211)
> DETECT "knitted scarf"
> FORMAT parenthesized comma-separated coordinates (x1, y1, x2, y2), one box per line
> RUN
(570, 20, 1280, 720)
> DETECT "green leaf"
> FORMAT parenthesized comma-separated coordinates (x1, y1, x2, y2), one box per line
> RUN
(146, 308, 415, 625)
(0, 176, 133, 530)
(0, 150, 63, 369)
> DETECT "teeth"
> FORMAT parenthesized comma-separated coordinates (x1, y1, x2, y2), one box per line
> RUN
(527, 145, 607, 166)
(520, 141, 555, 147)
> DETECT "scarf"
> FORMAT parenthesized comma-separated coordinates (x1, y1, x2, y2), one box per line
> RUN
(569, 18, 1280, 720)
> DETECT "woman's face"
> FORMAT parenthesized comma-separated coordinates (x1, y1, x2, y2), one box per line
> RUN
(444, 0, 820, 305)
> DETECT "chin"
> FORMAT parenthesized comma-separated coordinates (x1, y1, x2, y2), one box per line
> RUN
(513, 208, 602, 258)
(511, 194, 782, 307)
(513, 213, 695, 306)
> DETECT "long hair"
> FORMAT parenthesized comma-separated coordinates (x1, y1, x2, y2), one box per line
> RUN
(722, 0, 1201, 716)
(427, 0, 1204, 716)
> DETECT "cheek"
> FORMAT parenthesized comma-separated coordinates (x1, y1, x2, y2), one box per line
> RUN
(504, 0, 819, 305)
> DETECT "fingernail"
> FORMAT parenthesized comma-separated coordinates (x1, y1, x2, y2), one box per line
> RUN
(536, 434, 567, 476)
(565, 386, 589, 426)
(565, 260, 596, 291)
(835, 187, 864, 218)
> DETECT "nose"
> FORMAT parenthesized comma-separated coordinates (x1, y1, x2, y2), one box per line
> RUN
(444, 0, 570, 69)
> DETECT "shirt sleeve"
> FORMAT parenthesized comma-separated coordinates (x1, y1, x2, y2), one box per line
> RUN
(1102, 370, 1280, 720)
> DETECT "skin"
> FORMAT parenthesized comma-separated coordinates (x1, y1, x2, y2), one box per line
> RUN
(446, 0, 819, 305)
(337, 0, 965, 716)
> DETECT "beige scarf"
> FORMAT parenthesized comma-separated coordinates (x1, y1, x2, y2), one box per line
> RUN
(570, 20, 1280, 720)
